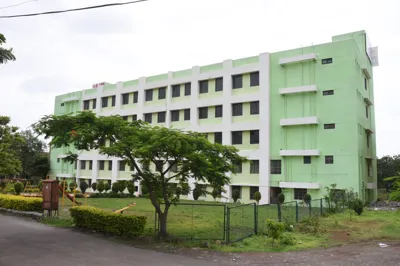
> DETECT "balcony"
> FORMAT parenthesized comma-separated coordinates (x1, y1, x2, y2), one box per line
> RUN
(279, 85, 318, 95)
(280, 149, 320, 156)
(279, 53, 317, 66)
(280, 116, 318, 126)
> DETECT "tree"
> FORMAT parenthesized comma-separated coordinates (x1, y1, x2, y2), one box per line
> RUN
(232, 189, 240, 203)
(118, 180, 127, 193)
(111, 182, 120, 193)
(254, 191, 261, 205)
(97, 181, 105, 193)
(91, 182, 97, 191)
(127, 182, 135, 196)
(211, 188, 219, 201)
(0, 116, 24, 176)
(0, 33, 16, 64)
(33, 111, 246, 237)
(377, 155, 400, 189)
(69, 181, 77, 192)
(303, 193, 311, 205)
(277, 193, 285, 204)
(104, 182, 111, 192)
(14, 182, 24, 195)
(79, 180, 89, 193)
(29, 155, 50, 179)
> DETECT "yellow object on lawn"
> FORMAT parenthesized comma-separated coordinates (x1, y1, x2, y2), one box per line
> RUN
(113, 203, 136, 214)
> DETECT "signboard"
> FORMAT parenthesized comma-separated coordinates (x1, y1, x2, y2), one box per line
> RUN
(92, 82, 105, 88)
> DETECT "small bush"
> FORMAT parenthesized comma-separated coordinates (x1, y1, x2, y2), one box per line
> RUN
(297, 215, 321, 235)
(232, 189, 240, 203)
(14, 182, 24, 195)
(265, 219, 285, 247)
(303, 193, 311, 204)
(79, 180, 89, 194)
(0, 181, 7, 190)
(104, 183, 111, 192)
(118, 181, 127, 193)
(280, 233, 296, 246)
(69, 206, 146, 237)
(352, 198, 364, 215)
(389, 191, 400, 201)
(112, 182, 120, 193)
(23, 188, 41, 194)
(127, 182, 135, 196)
(69, 181, 77, 192)
(0, 195, 42, 212)
(277, 193, 285, 204)
(97, 181, 105, 193)
(254, 191, 261, 204)
(91, 182, 97, 191)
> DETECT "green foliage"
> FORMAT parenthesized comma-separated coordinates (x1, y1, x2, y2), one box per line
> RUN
(91, 182, 97, 191)
(297, 215, 321, 235)
(127, 182, 135, 195)
(79, 180, 89, 194)
(104, 183, 111, 192)
(0, 181, 6, 189)
(211, 188, 220, 201)
(277, 193, 285, 204)
(352, 198, 364, 215)
(303, 193, 311, 204)
(265, 219, 285, 247)
(378, 155, 400, 189)
(0, 33, 16, 64)
(254, 191, 261, 204)
(97, 181, 105, 193)
(0, 194, 42, 212)
(69, 206, 146, 237)
(192, 184, 206, 200)
(140, 181, 148, 195)
(13, 182, 24, 195)
(118, 180, 127, 193)
(280, 233, 296, 246)
(89, 192, 135, 198)
(112, 182, 120, 193)
(389, 191, 400, 201)
(38, 180, 43, 190)
(0, 116, 24, 176)
(69, 181, 77, 192)
(384, 176, 400, 201)
(232, 189, 240, 203)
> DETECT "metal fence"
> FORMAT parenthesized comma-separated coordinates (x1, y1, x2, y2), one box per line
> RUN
(226, 203, 257, 243)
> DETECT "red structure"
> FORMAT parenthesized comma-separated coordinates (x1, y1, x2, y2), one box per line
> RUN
(42, 180, 59, 217)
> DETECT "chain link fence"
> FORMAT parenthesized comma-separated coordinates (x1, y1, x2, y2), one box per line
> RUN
(226, 203, 257, 243)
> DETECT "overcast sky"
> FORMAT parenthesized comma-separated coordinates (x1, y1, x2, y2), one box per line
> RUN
(0, 0, 399, 156)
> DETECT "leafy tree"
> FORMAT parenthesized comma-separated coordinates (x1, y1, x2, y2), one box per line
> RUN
(127, 182, 135, 196)
(14, 182, 24, 195)
(0, 33, 16, 64)
(79, 180, 89, 193)
(97, 181, 105, 193)
(111, 182, 120, 193)
(33, 111, 246, 237)
(104, 182, 111, 192)
(254, 191, 261, 205)
(383, 176, 400, 201)
(91, 182, 97, 191)
(18, 130, 48, 179)
(29, 155, 50, 179)
(0, 116, 24, 176)
(118, 180, 127, 193)
(277, 193, 285, 204)
(211, 188, 219, 201)
(192, 183, 206, 200)
(0, 180, 6, 190)
(232, 189, 240, 203)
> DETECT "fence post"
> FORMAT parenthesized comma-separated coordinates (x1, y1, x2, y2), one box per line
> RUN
(320, 198, 323, 216)
(277, 203, 282, 222)
(223, 205, 227, 241)
(226, 207, 230, 244)
(295, 201, 299, 222)
(254, 203, 258, 235)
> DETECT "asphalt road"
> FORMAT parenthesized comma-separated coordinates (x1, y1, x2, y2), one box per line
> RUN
(0, 214, 223, 266)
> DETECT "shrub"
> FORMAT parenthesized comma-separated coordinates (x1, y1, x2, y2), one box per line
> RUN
(303, 193, 311, 204)
(69, 181, 77, 192)
(97, 181, 105, 193)
(232, 189, 240, 203)
(79, 180, 89, 194)
(118, 181, 126, 193)
(352, 198, 363, 215)
(254, 191, 261, 205)
(0, 195, 42, 212)
(89, 192, 135, 198)
(280, 233, 296, 246)
(38, 180, 43, 190)
(104, 183, 111, 192)
(127, 182, 135, 196)
(265, 219, 285, 247)
(0, 181, 6, 190)
(23, 188, 41, 194)
(112, 182, 120, 193)
(277, 193, 285, 204)
(69, 206, 146, 237)
(91, 182, 97, 192)
(297, 215, 321, 235)
(14, 182, 24, 195)
(389, 191, 400, 201)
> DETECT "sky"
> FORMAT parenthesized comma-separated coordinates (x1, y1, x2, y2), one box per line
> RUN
(0, 0, 399, 157)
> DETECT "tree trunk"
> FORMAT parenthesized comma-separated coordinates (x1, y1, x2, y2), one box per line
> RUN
(158, 205, 170, 238)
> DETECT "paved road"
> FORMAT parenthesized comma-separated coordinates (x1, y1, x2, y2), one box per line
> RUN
(0, 214, 223, 266)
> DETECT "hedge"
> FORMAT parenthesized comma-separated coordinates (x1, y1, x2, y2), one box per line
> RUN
(69, 206, 146, 237)
(0, 195, 42, 212)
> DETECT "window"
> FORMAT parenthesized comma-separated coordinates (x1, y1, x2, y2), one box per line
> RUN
(294, 188, 307, 200)
(232, 103, 243, 116)
(145, 89, 153, 101)
(184, 109, 190, 120)
(234, 161, 242, 173)
(171, 110, 180, 122)
(215, 77, 223, 91)
(157, 112, 166, 123)
(322, 58, 333, 64)
(250, 101, 259, 115)
(122, 93, 129, 105)
(231, 186, 242, 199)
(122, 116, 128, 121)
(57, 158, 60, 163)
(61, 103, 64, 107)
(231, 131, 243, 145)
(132, 114, 137, 121)
(99, 161, 105, 170)
(184, 83, 191, 96)
(367, 160, 373, 176)
(250, 160, 259, 174)
(365, 105, 369, 118)
(199, 80, 208, 94)
(367, 134, 370, 148)
(111, 96, 116, 107)
(83, 100, 90, 110)
(250, 72, 259, 87)
(108, 161, 112, 171)
(92, 99, 97, 109)
(250, 130, 259, 144)
(133, 91, 138, 103)
(250, 186, 259, 200)
(80, 160, 86, 170)
(199, 107, 208, 119)
(215, 105, 223, 118)
(89, 161, 93, 170)
(119, 161, 126, 171)
(172, 85, 180, 97)
(232, 75, 243, 89)
(270, 160, 281, 174)
(144, 113, 152, 123)
(101, 97, 108, 108)
(303, 156, 311, 164)
(325, 156, 334, 164)
(323, 90, 334, 96)
(210, 131, 221, 144)
(158, 87, 166, 99)
(324, 123, 335, 129)
(364, 78, 368, 90)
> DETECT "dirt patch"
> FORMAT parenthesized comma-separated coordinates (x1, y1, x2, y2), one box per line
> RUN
(329, 230, 350, 242)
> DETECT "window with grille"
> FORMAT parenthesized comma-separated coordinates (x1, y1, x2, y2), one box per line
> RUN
(80, 160, 86, 170)
(122, 93, 129, 105)
(184, 83, 191, 96)
(214, 132, 222, 144)
(250, 186, 259, 200)
(144, 113, 152, 123)
(199, 80, 208, 94)
(171, 110, 179, 122)
(101, 97, 108, 108)
(232, 103, 243, 116)
(119, 161, 126, 171)
(184, 109, 190, 120)
(99, 160, 105, 170)
(270, 160, 281, 174)
(108, 161, 112, 171)
(324, 123, 335, 129)
(132, 114, 137, 121)
(250, 101, 259, 115)
(323, 90, 334, 96)
(215, 105, 223, 118)
(158, 87, 166, 99)
(232, 75, 243, 89)
(294, 188, 307, 200)
(199, 107, 208, 119)
(325, 156, 334, 164)
(172, 85, 180, 97)
(304, 156, 311, 164)
(92, 99, 96, 109)
(231, 131, 243, 145)
(111, 96, 116, 106)
(250, 160, 259, 174)
(145, 89, 153, 101)
(157, 112, 166, 123)
(83, 100, 90, 110)
(250, 130, 259, 144)
(250, 72, 259, 87)
(215, 77, 223, 91)
(133, 91, 138, 103)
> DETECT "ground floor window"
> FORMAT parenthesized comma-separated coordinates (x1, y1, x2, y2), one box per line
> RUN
(294, 188, 307, 200)
(249, 186, 259, 200)
(231, 185, 242, 199)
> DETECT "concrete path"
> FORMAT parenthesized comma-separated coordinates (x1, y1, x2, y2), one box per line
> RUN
(0, 214, 223, 266)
